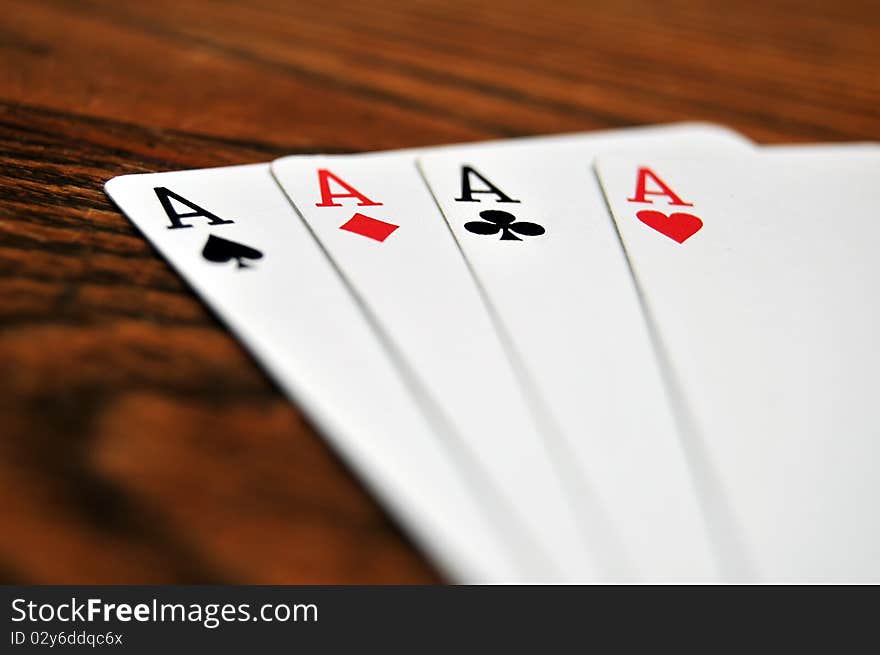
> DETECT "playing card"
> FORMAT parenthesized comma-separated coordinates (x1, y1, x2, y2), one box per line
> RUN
(416, 123, 754, 580)
(104, 164, 527, 583)
(594, 151, 880, 581)
(270, 153, 600, 581)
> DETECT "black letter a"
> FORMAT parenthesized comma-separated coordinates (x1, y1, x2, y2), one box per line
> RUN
(455, 166, 520, 203)
(154, 187, 235, 230)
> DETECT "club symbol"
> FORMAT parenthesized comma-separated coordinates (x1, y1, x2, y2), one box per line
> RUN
(464, 209, 545, 241)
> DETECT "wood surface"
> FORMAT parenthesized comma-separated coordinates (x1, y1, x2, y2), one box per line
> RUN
(1, 0, 877, 584)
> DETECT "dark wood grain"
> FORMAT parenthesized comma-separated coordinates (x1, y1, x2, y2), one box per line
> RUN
(1, 0, 877, 583)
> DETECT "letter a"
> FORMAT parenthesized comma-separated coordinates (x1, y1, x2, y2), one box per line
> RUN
(314, 169, 382, 207)
(154, 187, 235, 230)
(627, 167, 693, 206)
(455, 166, 520, 203)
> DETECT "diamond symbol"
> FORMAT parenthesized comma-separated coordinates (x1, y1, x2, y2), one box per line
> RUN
(339, 212, 399, 242)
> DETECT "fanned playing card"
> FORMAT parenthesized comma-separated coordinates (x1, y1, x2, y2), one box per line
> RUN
(416, 123, 754, 580)
(595, 150, 880, 581)
(270, 152, 600, 581)
(104, 164, 529, 583)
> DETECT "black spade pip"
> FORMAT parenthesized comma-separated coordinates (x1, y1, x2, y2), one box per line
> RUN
(201, 234, 264, 269)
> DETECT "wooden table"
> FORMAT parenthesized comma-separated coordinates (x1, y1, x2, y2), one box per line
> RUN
(2, 0, 877, 584)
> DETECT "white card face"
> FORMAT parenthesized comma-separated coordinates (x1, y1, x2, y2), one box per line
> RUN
(762, 143, 879, 155)
(271, 153, 599, 581)
(595, 152, 880, 581)
(104, 164, 528, 583)
(416, 124, 753, 581)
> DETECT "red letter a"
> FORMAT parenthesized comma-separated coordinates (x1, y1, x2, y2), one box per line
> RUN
(627, 167, 693, 207)
(315, 169, 382, 207)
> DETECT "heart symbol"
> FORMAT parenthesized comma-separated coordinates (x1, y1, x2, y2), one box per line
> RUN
(636, 210, 703, 244)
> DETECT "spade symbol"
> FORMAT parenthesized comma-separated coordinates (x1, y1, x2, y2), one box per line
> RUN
(201, 234, 264, 269)
(464, 209, 545, 241)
